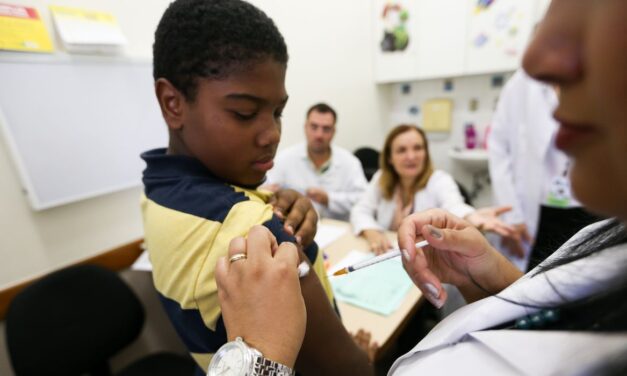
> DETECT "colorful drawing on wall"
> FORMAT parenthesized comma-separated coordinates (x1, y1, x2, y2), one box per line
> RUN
(468, 0, 527, 58)
(380, 2, 409, 52)
(473, 33, 488, 47)
(475, 0, 496, 13)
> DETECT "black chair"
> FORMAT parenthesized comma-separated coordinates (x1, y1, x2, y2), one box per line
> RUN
(455, 180, 473, 206)
(5, 264, 198, 376)
(354, 147, 380, 181)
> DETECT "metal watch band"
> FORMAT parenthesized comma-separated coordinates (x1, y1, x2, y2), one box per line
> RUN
(252, 357, 295, 376)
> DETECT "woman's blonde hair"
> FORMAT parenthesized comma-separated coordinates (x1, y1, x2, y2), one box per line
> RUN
(379, 125, 434, 199)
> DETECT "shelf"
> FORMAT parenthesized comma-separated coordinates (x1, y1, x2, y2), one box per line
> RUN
(448, 148, 488, 170)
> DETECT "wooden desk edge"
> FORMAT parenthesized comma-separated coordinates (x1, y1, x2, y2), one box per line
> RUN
(0, 238, 144, 321)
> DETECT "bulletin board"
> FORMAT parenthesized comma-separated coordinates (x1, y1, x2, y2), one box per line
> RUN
(0, 58, 167, 210)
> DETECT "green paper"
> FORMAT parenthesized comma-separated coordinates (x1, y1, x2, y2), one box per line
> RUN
(331, 255, 413, 316)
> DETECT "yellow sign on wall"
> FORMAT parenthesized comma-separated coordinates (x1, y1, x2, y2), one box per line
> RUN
(422, 98, 453, 132)
(0, 3, 54, 53)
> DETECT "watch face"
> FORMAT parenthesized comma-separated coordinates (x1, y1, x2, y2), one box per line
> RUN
(207, 340, 251, 376)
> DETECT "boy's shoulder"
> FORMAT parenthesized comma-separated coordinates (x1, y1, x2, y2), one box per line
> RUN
(142, 148, 271, 223)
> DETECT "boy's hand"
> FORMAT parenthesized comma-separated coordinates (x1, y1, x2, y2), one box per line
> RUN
(270, 189, 318, 247)
(306, 187, 329, 206)
(351, 329, 379, 363)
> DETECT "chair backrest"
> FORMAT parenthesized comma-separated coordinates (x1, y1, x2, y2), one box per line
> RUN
(6, 264, 145, 376)
(455, 180, 473, 206)
(354, 147, 380, 181)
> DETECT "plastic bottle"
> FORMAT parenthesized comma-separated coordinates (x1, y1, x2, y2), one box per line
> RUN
(465, 122, 477, 149)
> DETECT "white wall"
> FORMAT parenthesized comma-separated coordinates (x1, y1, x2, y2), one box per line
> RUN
(0, 0, 388, 290)
(256, 0, 388, 151)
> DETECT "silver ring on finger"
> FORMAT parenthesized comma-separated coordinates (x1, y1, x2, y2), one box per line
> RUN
(229, 253, 247, 264)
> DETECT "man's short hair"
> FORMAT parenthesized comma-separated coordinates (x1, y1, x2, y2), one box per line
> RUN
(306, 103, 337, 124)
(153, 0, 288, 101)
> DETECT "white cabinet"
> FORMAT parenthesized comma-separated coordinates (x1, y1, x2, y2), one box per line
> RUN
(414, 0, 468, 80)
(373, 0, 546, 83)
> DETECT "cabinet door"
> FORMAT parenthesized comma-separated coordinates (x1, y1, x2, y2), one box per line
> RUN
(415, 0, 469, 80)
(373, 0, 420, 83)
(464, 0, 538, 74)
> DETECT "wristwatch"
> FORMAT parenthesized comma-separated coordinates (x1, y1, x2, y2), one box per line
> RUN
(207, 337, 295, 376)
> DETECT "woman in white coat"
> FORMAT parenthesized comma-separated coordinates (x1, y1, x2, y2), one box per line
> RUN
(211, 0, 627, 374)
(351, 124, 513, 254)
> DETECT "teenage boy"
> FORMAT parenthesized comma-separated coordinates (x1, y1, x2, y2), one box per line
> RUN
(141, 0, 372, 374)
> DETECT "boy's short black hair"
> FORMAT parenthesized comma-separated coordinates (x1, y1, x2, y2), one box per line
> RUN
(153, 0, 288, 101)
(306, 102, 337, 123)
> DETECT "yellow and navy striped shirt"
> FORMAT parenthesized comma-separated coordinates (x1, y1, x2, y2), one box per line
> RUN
(140, 148, 334, 371)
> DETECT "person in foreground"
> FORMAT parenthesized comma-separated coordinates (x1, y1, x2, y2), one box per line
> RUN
(350, 124, 516, 255)
(141, 0, 371, 374)
(214, 0, 627, 374)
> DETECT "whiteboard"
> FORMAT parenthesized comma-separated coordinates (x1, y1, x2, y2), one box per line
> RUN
(0, 59, 167, 210)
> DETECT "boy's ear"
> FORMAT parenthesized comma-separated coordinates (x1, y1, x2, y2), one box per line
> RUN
(155, 78, 186, 131)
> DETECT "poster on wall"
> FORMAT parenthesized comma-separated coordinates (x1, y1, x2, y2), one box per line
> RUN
(465, 0, 536, 74)
(379, 2, 410, 53)
(0, 3, 54, 53)
(373, 0, 419, 82)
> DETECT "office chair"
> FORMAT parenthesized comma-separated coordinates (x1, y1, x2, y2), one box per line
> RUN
(354, 147, 380, 181)
(455, 180, 473, 206)
(5, 264, 198, 376)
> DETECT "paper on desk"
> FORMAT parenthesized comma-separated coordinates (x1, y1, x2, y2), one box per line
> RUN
(330, 250, 413, 316)
(314, 223, 347, 249)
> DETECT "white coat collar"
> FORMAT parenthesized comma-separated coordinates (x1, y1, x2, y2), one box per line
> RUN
(396, 220, 626, 357)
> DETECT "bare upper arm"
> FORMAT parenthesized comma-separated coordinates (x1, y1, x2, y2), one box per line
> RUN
(294, 250, 374, 376)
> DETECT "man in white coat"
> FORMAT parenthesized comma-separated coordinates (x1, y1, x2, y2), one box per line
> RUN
(265, 103, 368, 221)
(488, 69, 599, 271)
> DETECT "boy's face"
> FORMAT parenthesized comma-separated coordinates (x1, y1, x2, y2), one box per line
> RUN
(174, 59, 287, 186)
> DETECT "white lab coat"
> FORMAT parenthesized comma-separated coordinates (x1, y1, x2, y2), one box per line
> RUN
(488, 70, 560, 269)
(350, 170, 474, 234)
(389, 220, 627, 375)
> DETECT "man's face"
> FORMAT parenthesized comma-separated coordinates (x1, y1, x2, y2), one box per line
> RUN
(304, 111, 335, 154)
(175, 59, 288, 186)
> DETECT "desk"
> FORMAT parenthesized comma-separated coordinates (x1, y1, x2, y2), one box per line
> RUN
(321, 219, 423, 359)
